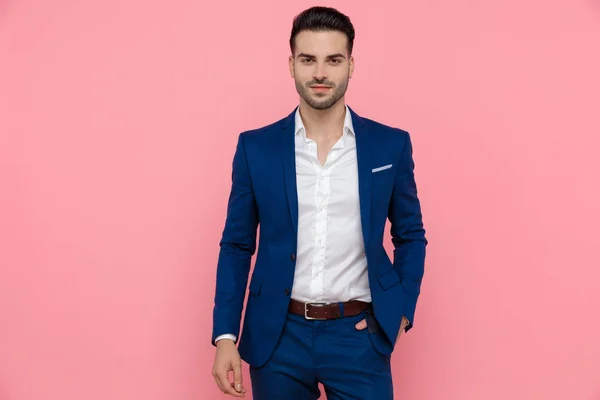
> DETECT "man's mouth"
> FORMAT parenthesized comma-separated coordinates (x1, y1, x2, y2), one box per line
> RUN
(310, 85, 332, 91)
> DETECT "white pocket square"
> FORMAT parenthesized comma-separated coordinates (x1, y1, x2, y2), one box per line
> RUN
(372, 164, 392, 173)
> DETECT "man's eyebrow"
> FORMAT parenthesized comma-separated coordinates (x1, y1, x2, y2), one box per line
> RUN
(325, 53, 346, 59)
(296, 53, 347, 59)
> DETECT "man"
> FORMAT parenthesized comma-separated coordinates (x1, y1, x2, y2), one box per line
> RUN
(211, 6, 427, 400)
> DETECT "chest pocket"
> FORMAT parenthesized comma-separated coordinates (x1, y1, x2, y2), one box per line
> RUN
(371, 164, 395, 185)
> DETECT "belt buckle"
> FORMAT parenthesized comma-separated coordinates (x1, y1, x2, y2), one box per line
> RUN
(304, 302, 327, 320)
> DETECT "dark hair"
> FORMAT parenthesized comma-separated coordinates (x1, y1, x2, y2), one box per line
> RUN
(289, 6, 355, 56)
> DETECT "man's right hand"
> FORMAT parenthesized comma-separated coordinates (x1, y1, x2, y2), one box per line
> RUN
(212, 340, 247, 397)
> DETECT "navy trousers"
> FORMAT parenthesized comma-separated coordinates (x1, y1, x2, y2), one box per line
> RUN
(249, 310, 393, 400)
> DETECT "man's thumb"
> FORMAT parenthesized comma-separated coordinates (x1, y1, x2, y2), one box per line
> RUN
(233, 361, 244, 392)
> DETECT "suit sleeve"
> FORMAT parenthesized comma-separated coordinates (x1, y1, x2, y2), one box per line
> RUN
(388, 131, 427, 332)
(211, 133, 259, 346)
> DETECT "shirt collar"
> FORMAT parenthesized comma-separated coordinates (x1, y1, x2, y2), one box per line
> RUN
(294, 104, 355, 145)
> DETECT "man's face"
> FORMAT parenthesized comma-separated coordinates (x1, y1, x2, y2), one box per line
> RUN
(289, 30, 354, 110)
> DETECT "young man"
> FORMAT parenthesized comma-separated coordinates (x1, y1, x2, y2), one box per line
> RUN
(211, 6, 427, 399)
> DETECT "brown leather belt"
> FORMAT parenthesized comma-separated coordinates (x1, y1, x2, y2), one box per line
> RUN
(288, 298, 372, 320)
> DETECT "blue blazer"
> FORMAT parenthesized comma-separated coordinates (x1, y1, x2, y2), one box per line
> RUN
(212, 106, 427, 368)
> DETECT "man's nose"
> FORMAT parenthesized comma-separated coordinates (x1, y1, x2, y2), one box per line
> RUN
(313, 62, 327, 81)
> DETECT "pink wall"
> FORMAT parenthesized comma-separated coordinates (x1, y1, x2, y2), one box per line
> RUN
(1, 1, 599, 399)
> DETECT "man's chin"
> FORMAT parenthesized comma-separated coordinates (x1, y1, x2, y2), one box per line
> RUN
(304, 97, 337, 111)
(311, 103, 332, 111)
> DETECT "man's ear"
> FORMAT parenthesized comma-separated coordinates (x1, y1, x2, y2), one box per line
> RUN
(289, 55, 295, 78)
(349, 55, 354, 79)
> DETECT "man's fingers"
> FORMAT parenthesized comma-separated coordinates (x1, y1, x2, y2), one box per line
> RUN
(213, 343, 246, 397)
(355, 318, 367, 330)
(233, 360, 246, 393)
(216, 369, 244, 397)
(213, 374, 225, 393)
(212, 369, 225, 393)
(216, 370, 230, 393)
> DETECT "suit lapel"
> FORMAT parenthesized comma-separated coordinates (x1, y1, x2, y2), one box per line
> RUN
(281, 107, 299, 235)
(349, 106, 372, 247)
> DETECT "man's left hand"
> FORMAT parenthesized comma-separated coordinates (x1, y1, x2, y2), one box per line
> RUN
(397, 317, 409, 340)
(355, 316, 410, 341)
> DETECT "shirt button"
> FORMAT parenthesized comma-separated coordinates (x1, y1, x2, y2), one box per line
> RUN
(291, 253, 296, 261)
(284, 288, 290, 296)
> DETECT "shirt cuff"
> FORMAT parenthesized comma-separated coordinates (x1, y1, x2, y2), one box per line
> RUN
(215, 334, 237, 343)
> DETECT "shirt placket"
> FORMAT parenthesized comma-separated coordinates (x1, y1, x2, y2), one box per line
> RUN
(305, 132, 345, 302)
(306, 142, 327, 301)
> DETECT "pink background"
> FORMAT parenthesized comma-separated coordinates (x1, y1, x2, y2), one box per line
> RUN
(1, 1, 600, 399)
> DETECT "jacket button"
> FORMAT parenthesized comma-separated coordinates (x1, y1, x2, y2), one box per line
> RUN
(284, 288, 290, 296)
(290, 253, 296, 261)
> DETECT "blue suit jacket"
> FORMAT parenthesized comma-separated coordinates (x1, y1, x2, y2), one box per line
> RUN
(212, 106, 427, 367)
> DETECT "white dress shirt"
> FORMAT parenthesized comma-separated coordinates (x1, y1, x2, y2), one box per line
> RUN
(291, 105, 370, 303)
(215, 105, 370, 343)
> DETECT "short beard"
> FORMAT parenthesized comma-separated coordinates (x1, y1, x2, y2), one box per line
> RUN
(295, 76, 349, 110)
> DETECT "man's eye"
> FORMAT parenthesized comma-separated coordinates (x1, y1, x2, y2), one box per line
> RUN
(331, 59, 342, 64)
(301, 59, 313, 63)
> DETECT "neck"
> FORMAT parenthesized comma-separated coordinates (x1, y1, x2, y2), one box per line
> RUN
(298, 98, 347, 140)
